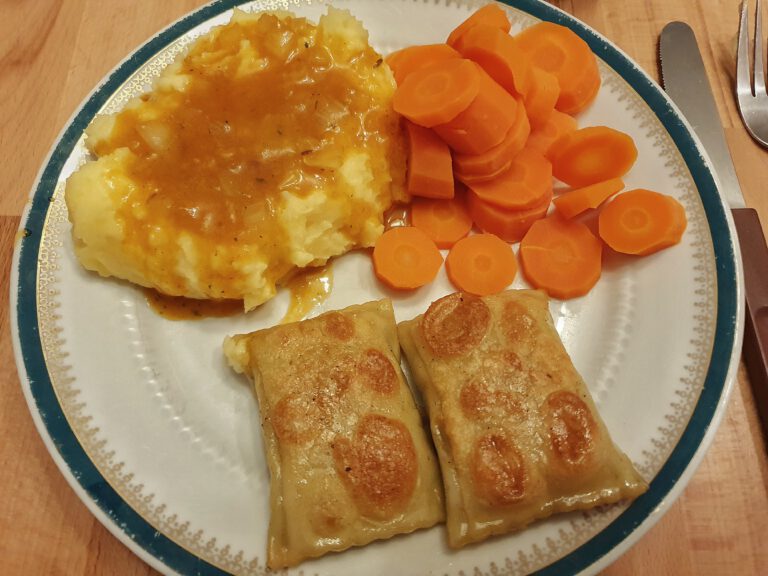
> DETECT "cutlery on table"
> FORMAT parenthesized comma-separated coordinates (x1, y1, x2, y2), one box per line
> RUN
(659, 18, 768, 440)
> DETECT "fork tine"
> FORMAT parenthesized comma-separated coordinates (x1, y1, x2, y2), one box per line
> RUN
(755, 0, 767, 95)
(738, 1, 754, 97)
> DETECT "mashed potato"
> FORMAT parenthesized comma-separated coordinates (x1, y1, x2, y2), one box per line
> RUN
(65, 8, 406, 310)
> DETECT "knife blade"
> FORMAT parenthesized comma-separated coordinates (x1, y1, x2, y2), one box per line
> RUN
(660, 21, 768, 440)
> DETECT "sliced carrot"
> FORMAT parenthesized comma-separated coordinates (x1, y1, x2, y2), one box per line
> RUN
(455, 160, 513, 184)
(553, 177, 624, 219)
(447, 4, 512, 52)
(393, 59, 481, 128)
(548, 126, 638, 187)
(457, 24, 533, 96)
(467, 148, 552, 210)
(516, 21, 601, 115)
(411, 193, 473, 249)
(386, 44, 462, 86)
(598, 189, 687, 255)
(526, 110, 578, 156)
(405, 120, 454, 199)
(453, 97, 530, 179)
(523, 68, 560, 128)
(519, 214, 602, 299)
(446, 233, 517, 295)
(434, 65, 518, 154)
(372, 227, 444, 289)
(467, 184, 553, 243)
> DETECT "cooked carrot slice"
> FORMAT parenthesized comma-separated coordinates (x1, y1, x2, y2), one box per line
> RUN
(447, 4, 512, 52)
(434, 65, 518, 154)
(526, 110, 578, 156)
(386, 44, 462, 85)
(457, 24, 532, 96)
(523, 68, 560, 128)
(598, 189, 687, 255)
(446, 233, 517, 295)
(411, 193, 473, 248)
(467, 148, 552, 210)
(548, 126, 637, 187)
(553, 178, 624, 219)
(405, 120, 454, 199)
(467, 184, 553, 243)
(393, 59, 481, 127)
(453, 97, 530, 179)
(519, 214, 602, 299)
(516, 21, 601, 115)
(372, 227, 444, 289)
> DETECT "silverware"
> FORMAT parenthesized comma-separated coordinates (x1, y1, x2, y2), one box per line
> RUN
(737, 0, 768, 148)
(660, 21, 768, 440)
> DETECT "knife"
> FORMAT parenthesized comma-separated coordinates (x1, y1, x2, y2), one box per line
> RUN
(660, 21, 768, 440)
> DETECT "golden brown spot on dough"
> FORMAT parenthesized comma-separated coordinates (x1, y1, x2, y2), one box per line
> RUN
(544, 390, 597, 467)
(270, 392, 321, 445)
(504, 300, 536, 344)
(332, 414, 417, 518)
(459, 377, 523, 421)
(471, 433, 527, 506)
(358, 348, 398, 395)
(323, 311, 355, 341)
(421, 293, 491, 358)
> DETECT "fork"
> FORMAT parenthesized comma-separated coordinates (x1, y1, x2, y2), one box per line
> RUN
(737, 0, 768, 147)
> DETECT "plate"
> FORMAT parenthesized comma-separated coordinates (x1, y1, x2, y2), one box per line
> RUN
(10, 0, 744, 574)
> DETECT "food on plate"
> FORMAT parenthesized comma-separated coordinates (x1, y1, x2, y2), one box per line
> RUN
(397, 290, 648, 547)
(553, 177, 625, 219)
(445, 233, 517, 295)
(598, 189, 688, 255)
(446, 3, 512, 53)
(548, 126, 638, 187)
(525, 109, 577, 155)
(393, 58, 481, 127)
(65, 7, 405, 310)
(405, 120, 454, 199)
(519, 214, 602, 299)
(372, 226, 443, 289)
(410, 194, 473, 248)
(522, 67, 560, 128)
(386, 43, 461, 85)
(224, 300, 444, 568)
(467, 179, 553, 242)
(516, 21, 601, 115)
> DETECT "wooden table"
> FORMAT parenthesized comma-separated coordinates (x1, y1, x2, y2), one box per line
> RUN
(2, 1, 767, 574)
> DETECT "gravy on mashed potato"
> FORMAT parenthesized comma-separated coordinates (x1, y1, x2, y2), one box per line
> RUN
(65, 8, 406, 310)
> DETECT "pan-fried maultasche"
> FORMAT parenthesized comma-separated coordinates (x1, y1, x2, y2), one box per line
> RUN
(397, 289, 647, 548)
(224, 299, 444, 568)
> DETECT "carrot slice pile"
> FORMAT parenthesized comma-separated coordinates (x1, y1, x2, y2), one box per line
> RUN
(523, 68, 560, 128)
(446, 233, 517, 295)
(386, 44, 462, 85)
(516, 21, 601, 115)
(467, 148, 552, 210)
(526, 110, 577, 156)
(458, 24, 532, 96)
(373, 227, 444, 289)
(553, 177, 624, 219)
(434, 65, 519, 154)
(453, 97, 530, 180)
(405, 120, 454, 199)
(598, 189, 687, 255)
(411, 193, 473, 249)
(447, 4, 512, 52)
(548, 126, 638, 187)
(519, 214, 602, 299)
(467, 182, 553, 243)
(393, 59, 481, 127)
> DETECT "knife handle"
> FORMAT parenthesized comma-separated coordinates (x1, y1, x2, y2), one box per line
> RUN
(732, 208, 768, 441)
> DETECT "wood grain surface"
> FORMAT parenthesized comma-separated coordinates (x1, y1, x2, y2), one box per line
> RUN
(1, 1, 767, 574)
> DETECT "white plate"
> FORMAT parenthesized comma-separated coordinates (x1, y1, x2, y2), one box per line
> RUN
(10, 1, 744, 575)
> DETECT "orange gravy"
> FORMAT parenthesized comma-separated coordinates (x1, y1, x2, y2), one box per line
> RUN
(144, 289, 242, 320)
(281, 265, 333, 324)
